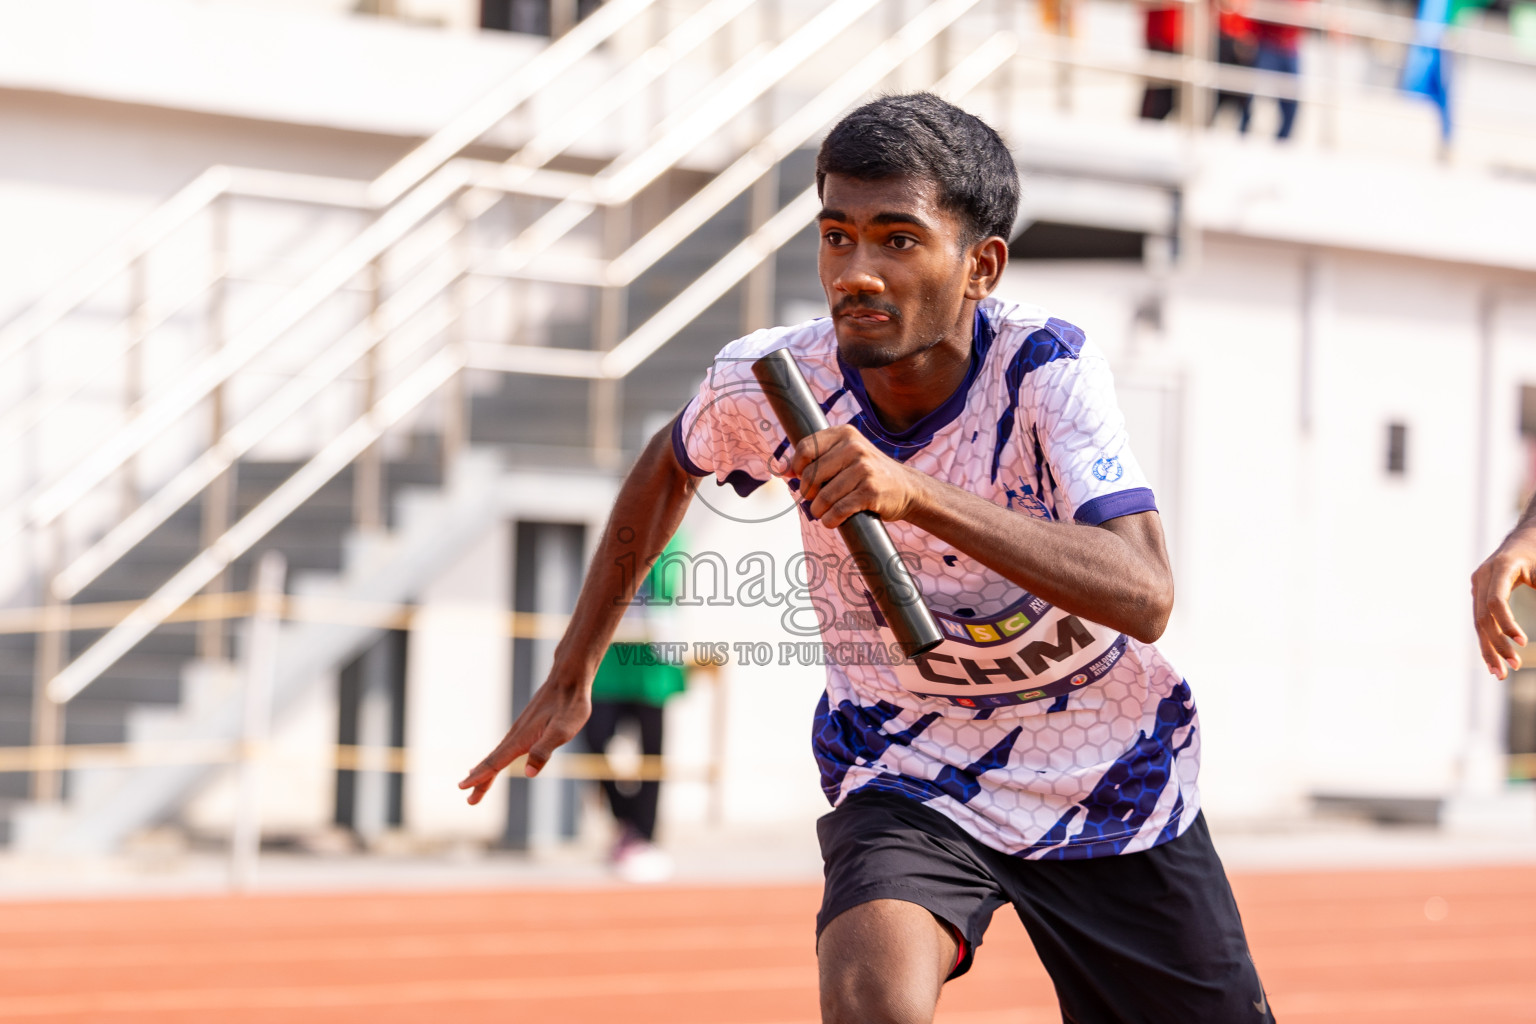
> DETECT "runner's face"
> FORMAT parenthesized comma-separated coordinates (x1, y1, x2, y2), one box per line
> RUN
(817, 173, 974, 370)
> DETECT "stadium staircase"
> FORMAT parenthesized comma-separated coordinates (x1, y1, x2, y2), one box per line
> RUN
(0, 0, 1020, 854)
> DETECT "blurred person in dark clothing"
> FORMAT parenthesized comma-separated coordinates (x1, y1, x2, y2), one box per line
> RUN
(1210, 0, 1258, 127)
(584, 644, 683, 881)
(1139, 3, 1184, 119)
(582, 533, 687, 883)
(1243, 0, 1306, 138)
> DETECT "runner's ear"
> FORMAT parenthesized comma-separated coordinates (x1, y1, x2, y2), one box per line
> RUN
(965, 236, 1008, 300)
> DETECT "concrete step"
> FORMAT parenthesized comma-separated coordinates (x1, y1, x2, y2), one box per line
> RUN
(10, 448, 505, 856)
(0, 441, 445, 835)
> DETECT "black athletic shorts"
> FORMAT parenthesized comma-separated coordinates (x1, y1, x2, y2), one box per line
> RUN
(816, 790, 1275, 1024)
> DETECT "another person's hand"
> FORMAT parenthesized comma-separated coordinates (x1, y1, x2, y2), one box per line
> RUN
(1471, 527, 1536, 679)
(788, 426, 928, 529)
(458, 678, 591, 804)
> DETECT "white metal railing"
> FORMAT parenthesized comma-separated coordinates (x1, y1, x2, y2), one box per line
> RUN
(491, 0, 1004, 293)
(48, 345, 465, 703)
(1, 0, 666, 783)
(13, 0, 1536, 713)
(50, 260, 460, 601)
(7, 0, 1532, 386)
(473, 0, 1002, 338)
(12, 0, 1535, 549)
(1241, 0, 1536, 67)
(43, 0, 763, 603)
(0, 164, 603, 458)
(0, 0, 876, 551)
(5, 163, 471, 543)
(471, 0, 887, 282)
(361, 0, 657, 207)
(0, 0, 657, 374)
(39, 0, 884, 606)
(43, 2, 1010, 705)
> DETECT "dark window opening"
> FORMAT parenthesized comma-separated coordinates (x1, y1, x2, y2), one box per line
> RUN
(1507, 585, 1536, 780)
(1009, 221, 1146, 261)
(1520, 385, 1536, 437)
(1519, 385, 1536, 511)
(1509, 669, 1536, 779)
(334, 629, 409, 835)
(1386, 422, 1408, 475)
(481, 0, 602, 35)
(503, 521, 585, 849)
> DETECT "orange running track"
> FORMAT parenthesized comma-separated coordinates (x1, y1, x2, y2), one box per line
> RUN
(1, 863, 1532, 1023)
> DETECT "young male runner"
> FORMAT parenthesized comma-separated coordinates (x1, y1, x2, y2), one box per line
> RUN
(461, 93, 1274, 1024)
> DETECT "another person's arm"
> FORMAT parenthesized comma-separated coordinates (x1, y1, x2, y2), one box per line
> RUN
(458, 419, 698, 804)
(1471, 495, 1536, 680)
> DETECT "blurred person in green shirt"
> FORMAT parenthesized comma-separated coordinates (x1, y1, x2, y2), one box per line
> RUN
(583, 532, 688, 881)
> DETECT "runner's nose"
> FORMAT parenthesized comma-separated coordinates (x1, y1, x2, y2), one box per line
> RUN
(833, 245, 886, 299)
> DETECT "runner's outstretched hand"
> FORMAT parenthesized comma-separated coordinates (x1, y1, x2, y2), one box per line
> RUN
(458, 679, 591, 804)
(1472, 526, 1536, 679)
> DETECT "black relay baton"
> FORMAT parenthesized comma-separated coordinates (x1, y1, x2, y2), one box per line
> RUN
(751, 349, 945, 658)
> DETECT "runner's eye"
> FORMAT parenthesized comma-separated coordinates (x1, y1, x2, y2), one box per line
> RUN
(888, 234, 918, 250)
(823, 229, 851, 246)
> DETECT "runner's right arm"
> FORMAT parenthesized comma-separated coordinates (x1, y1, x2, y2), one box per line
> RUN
(458, 415, 699, 804)
(1472, 492, 1536, 679)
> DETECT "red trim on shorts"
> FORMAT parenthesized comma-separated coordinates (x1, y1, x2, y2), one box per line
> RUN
(948, 924, 967, 975)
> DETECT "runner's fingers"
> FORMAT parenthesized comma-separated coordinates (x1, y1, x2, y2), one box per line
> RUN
(1473, 594, 1517, 675)
(789, 435, 816, 474)
(816, 468, 885, 527)
(458, 764, 496, 804)
(819, 490, 875, 530)
(798, 444, 857, 501)
(791, 431, 844, 480)
(1477, 561, 1529, 664)
(458, 758, 497, 786)
(1478, 630, 1509, 679)
(1488, 590, 1528, 649)
(809, 472, 860, 522)
(1491, 630, 1520, 669)
(1486, 620, 1523, 670)
(524, 728, 565, 778)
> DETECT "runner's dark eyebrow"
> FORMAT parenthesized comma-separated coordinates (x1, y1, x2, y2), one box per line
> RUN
(868, 211, 931, 230)
(817, 209, 932, 231)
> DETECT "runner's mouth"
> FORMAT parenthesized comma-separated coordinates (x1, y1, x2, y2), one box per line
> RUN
(838, 307, 899, 324)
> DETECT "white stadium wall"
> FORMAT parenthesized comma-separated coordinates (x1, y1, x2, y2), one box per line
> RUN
(999, 233, 1536, 823)
(5, 0, 1536, 848)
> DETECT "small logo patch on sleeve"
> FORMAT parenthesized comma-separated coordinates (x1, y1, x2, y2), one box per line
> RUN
(1091, 456, 1124, 482)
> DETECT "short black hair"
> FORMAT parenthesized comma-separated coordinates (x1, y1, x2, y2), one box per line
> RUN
(816, 93, 1019, 244)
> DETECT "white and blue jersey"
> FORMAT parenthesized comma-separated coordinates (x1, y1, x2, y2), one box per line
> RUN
(672, 297, 1199, 860)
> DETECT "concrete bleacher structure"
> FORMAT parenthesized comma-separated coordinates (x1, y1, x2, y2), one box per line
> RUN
(1, 0, 1535, 861)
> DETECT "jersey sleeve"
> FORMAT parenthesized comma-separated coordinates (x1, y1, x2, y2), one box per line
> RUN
(670, 341, 781, 498)
(1023, 341, 1158, 525)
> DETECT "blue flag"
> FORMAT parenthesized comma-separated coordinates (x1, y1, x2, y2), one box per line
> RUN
(1402, 0, 1452, 139)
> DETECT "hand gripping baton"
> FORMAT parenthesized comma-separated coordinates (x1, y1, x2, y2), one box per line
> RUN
(751, 349, 945, 658)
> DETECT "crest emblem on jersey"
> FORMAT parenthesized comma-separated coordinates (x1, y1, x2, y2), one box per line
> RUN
(1091, 456, 1124, 482)
(1070, 673, 1089, 687)
(1005, 478, 1052, 519)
